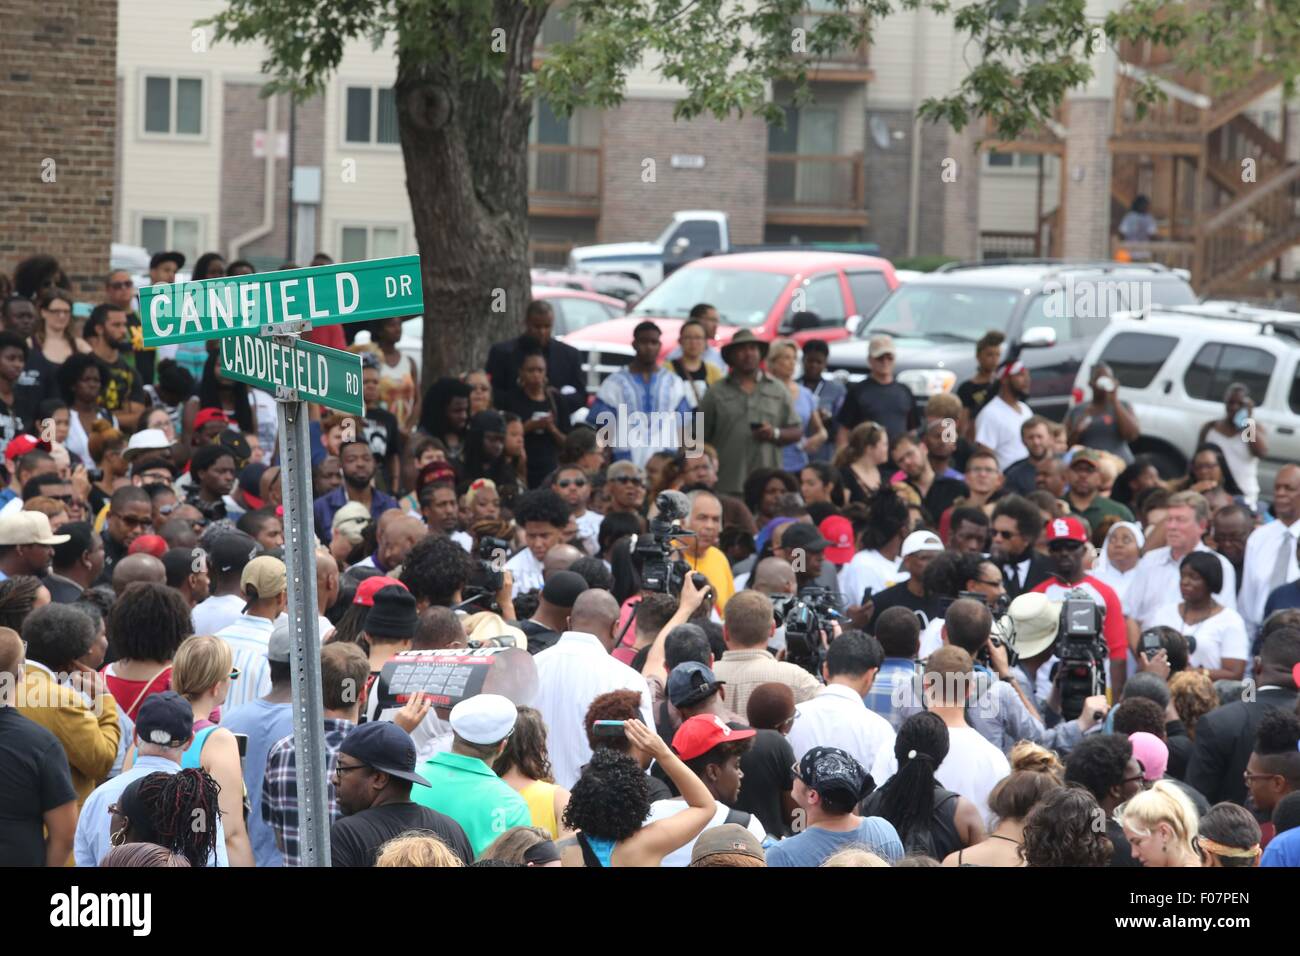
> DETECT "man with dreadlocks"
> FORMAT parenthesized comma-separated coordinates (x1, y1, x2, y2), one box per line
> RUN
(79, 691, 229, 866)
(108, 768, 225, 868)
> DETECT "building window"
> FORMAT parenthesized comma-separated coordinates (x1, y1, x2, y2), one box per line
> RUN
(984, 152, 1044, 171)
(344, 86, 400, 145)
(142, 75, 204, 137)
(340, 225, 402, 262)
(140, 216, 201, 263)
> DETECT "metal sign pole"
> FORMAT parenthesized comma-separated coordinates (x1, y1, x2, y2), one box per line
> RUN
(275, 348, 330, 866)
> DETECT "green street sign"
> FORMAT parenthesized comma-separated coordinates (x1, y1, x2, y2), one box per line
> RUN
(219, 333, 365, 416)
(140, 255, 422, 347)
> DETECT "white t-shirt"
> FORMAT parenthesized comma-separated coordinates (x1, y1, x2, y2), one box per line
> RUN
(919, 617, 945, 657)
(870, 725, 1009, 827)
(1146, 602, 1251, 671)
(575, 510, 603, 556)
(191, 593, 246, 637)
(838, 550, 907, 607)
(974, 396, 1032, 470)
(505, 547, 545, 596)
(643, 799, 767, 867)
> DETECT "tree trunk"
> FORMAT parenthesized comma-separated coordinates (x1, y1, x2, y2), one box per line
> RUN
(397, 2, 548, 383)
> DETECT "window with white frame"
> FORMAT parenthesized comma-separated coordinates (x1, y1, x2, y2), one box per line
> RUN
(140, 216, 201, 263)
(142, 75, 204, 136)
(344, 86, 400, 145)
(340, 225, 402, 262)
(984, 152, 1048, 171)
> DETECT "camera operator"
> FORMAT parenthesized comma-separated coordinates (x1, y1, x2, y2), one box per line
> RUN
(915, 549, 1006, 657)
(774, 523, 842, 608)
(1030, 516, 1128, 695)
(399, 534, 516, 638)
(928, 597, 1107, 756)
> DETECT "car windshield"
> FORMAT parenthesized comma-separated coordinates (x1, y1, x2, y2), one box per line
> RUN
(630, 268, 791, 328)
(860, 285, 1022, 343)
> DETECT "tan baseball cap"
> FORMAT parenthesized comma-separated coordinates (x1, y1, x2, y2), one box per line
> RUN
(868, 334, 896, 359)
(0, 511, 70, 546)
(689, 823, 765, 866)
(241, 555, 286, 607)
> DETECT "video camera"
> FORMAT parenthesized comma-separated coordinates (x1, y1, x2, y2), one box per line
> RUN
(773, 585, 843, 677)
(955, 590, 1016, 670)
(1054, 590, 1108, 721)
(631, 490, 710, 599)
(456, 535, 511, 615)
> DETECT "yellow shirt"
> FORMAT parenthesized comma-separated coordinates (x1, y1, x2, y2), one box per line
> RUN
(520, 779, 560, 839)
(683, 546, 735, 614)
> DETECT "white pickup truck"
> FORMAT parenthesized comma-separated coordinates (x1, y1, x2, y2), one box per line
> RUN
(568, 210, 881, 291)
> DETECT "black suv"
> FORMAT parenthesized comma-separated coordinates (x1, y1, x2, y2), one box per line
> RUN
(825, 260, 1199, 421)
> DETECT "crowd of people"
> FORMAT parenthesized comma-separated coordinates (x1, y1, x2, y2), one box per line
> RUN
(0, 248, 1298, 869)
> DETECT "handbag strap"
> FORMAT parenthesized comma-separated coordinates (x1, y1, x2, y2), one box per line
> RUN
(124, 664, 171, 717)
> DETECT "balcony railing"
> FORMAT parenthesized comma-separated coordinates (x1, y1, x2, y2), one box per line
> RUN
(528, 144, 601, 207)
(766, 152, 865, 210)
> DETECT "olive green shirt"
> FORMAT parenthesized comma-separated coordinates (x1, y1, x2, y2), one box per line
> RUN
(699, 371, 800, 495)
(1067, 493, 1135, 536)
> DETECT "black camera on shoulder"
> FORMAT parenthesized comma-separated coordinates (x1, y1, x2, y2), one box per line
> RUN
(954, 590, 1016, 670)
(774, 585, 842, 677)
(455, 535, 511, 615)
(632, 490, 710, 598)
(1055, 590, 1108, 721)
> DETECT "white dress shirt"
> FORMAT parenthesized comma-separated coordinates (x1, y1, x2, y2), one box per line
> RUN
(191, 593, 246, 637)
(786, 683, 896, 773)
(1238, 516, 1300, 636)
(214, 613, 275, 710)
(1124, 543, 1237, 628)
(532, 630, 654, 789)
(505, 547, 546, 597)
(838, 549, 907, 607)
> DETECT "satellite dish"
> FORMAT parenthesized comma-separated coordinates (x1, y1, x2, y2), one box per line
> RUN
(870, 115, 892, 150)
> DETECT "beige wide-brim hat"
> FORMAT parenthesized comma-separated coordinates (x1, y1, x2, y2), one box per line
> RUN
(995, 592, 1061, 659)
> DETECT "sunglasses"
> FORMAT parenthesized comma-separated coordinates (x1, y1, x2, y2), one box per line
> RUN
(229, 667, 241, 680)
(556, 478, 588, 489)
(115, 514, 151, 528)
(992, 529, 1018, 539)
(108, 280, 135, 290)
(611, 475, 644, 486)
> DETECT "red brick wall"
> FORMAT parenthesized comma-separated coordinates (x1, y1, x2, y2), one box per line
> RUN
(598, 99, 767, 244)
(0, 1, 117, 298)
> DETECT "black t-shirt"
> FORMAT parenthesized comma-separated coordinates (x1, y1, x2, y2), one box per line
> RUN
(519, 619, 561, 655)
(330, 800, 474, 867)
(0, 395, 26, 459)
(868, 581, 942, 633)
(504, 388, 568, 489)
(363, 408, 401, 493)
(836, 378, 916, 441)
(733, 728, 796, 838)
(956, 378, 997, 418)
(15, 349, 58, 428)
(924, 476, 968, 522)
(1107, 818, 1141, 867)
(0, 707, 77, 866)
(100, 355, 145, 414)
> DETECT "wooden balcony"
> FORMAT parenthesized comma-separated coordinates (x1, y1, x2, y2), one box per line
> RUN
(981, 106, 1067, 156)
(528, 144, 602, 218)
(765, 152, 868, 226)
(791, 10, 873, 83)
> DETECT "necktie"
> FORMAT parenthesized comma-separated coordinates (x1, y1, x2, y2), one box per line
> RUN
(1267, 528, 1294, 596)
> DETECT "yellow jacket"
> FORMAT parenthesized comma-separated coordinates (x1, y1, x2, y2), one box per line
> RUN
(17, 663, 121, 807)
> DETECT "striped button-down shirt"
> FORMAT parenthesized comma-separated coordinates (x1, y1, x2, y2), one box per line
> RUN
(261, 718, 355, 867)
(214, 614, 275, 710)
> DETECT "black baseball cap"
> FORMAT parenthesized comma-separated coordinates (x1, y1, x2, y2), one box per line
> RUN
(135, 691, 194, 748)
(150, 251, 186, 270)
(338, 721, 429, 787)
(161, 547, 199, 588)
(667, 661, 726, 708)
(208, 531, 259, 575)
(782, 522, 830, 553)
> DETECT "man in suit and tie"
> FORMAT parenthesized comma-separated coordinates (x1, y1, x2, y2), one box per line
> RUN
(484, 299, 587, 416)
(991, 494, 1054, 599)
(1186, 624, 1300, 805)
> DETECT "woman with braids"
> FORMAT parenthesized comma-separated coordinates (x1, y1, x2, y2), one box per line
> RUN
(858, 712, 984, 860)
(1021, 786, 1114, 866)
(167, 636, 253, 866)
(0, 574, 50, 633)
(107, 769, 225, 867)
(101, 582, 193, 721)
(1197, 802, 1262, 868)
(942, 742, 1064, 867)
(560, 718, 714, 867)
(495, 705, 572, 840)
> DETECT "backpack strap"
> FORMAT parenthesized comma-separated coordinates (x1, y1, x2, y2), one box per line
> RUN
(723, 807, 752, 829)
(576, 831, 604, 868)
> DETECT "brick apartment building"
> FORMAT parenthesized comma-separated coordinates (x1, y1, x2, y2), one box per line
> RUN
(0, 1, 117, 297)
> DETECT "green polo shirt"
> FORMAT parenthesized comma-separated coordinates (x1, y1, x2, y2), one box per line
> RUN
(411, 751, 531, 856)
(699, 372, 800, 495)
(1067, 494, 1134, 536)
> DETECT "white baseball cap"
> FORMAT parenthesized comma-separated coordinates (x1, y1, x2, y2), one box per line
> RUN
(449, 694, 518, 745)
(123, 428, 172, 462)
(0, 511, 70, 547)
(900, 530, 943, 558)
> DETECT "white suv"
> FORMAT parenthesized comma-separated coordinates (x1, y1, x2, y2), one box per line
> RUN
(1071, 302, 1300, 500)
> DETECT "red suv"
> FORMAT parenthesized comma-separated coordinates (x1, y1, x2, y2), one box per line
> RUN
(561, 251, 898, 390)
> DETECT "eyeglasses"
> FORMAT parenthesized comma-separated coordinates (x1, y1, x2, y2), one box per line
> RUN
(975, 578, 1004, 588)
(332, 762, 369, 782)
(967, 467, 1000, 475)
(1243, 771, 1280, 784)
(992, 529, 1018, 539)
(108, 280, 134, 290)
(43, 307, 72, 317)
(556, 478, 588, 489)
(611, 476, 644, 486)
(1121, 773, 1146, 786)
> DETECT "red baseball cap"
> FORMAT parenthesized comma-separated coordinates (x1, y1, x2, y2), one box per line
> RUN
(819, 515, 855, 565)
(1044, 515, 1088, 544)
(671, 714, 755, 762)
(355, 575, 407, 607)
(193, 407, 231, 430)
(127, 534, 168, 559)
(4, 434, 51, 461)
